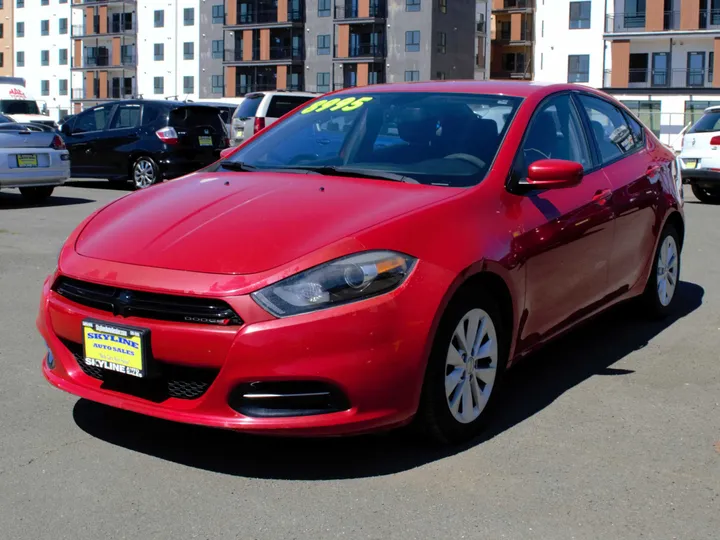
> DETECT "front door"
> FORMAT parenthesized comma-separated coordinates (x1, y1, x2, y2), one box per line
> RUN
(511, 93, 616, 345)
(63, 104, 114, 177)
(98, 103, 142, 178)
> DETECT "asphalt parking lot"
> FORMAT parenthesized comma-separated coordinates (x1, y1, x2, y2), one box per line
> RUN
(0, 181, 718, 540)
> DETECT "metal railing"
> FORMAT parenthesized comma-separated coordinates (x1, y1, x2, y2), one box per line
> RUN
(496, 0, 532, 10)
(497, 28, 533, 41)
(700, 9, 720, 28)
(71, 0, 137, 4)
(74, 53, 136, 67)
(605, 11, 682, 33)
(334, 2, 386, 19)
(224, 46, 303, 62)
(333, 43, 386, 58)
(229, 5, 303, 25)
(71, 86, 136, 100)
(71, 17, 136, 36)
(604, 68, 715, 88)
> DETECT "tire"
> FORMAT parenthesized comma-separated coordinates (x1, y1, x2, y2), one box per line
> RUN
(19, 186, 54, 202)
(416, 290, 509, 445)
(641, 223, 681, 319)
(691, 184, 720, 204)
(131, 156, 159, 190)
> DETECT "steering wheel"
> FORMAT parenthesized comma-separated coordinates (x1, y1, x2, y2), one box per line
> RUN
(444, 153, 486, 169)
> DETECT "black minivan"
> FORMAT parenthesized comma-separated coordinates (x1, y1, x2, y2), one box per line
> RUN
(60, 100, 229, 189)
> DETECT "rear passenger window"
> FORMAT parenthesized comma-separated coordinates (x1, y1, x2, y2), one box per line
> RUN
(266, 95, 314, 118)
(141, 104, 163, 126)
(109, 104, 141, 129)
(577, 94, 638, 163)
(621, 111, 646, 151)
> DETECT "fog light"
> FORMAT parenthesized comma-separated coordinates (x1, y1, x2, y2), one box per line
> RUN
(46, 345, 55, 369)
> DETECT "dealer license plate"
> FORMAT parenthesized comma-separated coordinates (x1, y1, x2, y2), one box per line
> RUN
(82, 320, 149, 378)
(17, 154, 38, 168)
(684, 159, 698, 169)
(198, 135, 213, 147)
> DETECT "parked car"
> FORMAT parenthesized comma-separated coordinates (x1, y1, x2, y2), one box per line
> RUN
(0, 123, 69, 202)
(39, 82, 684, 444)
(0, 121, 57, 132)
(59, 100, 229, 189)
(191, 101, 238, 137)
(679, 105, 720, 203)
(230, 90, 319, 145)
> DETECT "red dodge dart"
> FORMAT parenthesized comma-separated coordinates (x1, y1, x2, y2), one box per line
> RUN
(38, 82, 685, 444)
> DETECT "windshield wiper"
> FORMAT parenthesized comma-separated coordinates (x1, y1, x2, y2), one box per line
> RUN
(284, 165, 417, 184)
(219, 161, 259, 172)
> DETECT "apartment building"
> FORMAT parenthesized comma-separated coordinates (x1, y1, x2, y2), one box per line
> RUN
(475, 0, 491, 80)
(0, 0, 14, 76)
(603, 0, 720, 148)
(490, 0, 534, 80)
(222, 0, 478, 97)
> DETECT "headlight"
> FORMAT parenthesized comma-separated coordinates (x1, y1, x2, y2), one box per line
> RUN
(252, 251, 416, 317)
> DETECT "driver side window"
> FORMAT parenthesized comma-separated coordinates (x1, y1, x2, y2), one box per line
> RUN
(518, 94, 591, 180)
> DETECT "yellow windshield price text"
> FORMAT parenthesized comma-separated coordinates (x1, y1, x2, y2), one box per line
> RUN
(301, 96, 374, 114)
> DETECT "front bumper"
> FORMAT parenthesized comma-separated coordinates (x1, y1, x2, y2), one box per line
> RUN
(37, 260, 452, 436)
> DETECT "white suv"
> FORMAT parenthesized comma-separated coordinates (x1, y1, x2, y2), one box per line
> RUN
(679, 105, 720, 203)
(230, 90, 319, 146)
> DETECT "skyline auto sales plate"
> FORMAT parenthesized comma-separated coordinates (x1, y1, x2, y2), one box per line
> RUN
(82, 319, 149, 378)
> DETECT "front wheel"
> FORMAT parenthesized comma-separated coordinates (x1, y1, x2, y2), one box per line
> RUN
(641, 224, 681, 318)
(19, 186, 54, 202)
(416, 291, 508, 444)
(691, 184, 720, 204)
(131, 156, 159, 190)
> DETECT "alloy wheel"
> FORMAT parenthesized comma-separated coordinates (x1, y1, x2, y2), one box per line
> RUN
(134, 159, 156, 189)
(656, 235, 679, 307)
(445, 308, 499, 424)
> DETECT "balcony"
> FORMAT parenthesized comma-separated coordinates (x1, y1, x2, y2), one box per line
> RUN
(71, 85, 136, 101)
(224, 45, 304, 63)
(700, 9, 720, 29)
(72, 0, 136, 5)
(333, 43, 386, 61)
(334, 1, 386, 20)
(71, 16, 136, 37)
(603, 68, 715, 89)
(494, 27, 533, 43)
(72, 53, 137, 69)
(226, 1, 304, 26)
(493, 0, 532, 12)
(604, 11, 683, 33)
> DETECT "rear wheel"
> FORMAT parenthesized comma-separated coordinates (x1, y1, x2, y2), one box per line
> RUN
(131, 156, 159, 189)
(19, 186, 54, 202)
(641, 224, 681, 319)
(691, 184, 720, 204)
(416, 290, 508, 444)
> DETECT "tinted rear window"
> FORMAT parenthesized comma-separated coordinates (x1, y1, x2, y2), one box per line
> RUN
(266, 95, 314, 118)
(234, 95, 264, 118)
(142, 103, 165, 126)
(169, 107, 224, 129)
(689, 112, 720, 133)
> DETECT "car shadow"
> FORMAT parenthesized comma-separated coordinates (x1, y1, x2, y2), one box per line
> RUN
(0, 191, 94, 209)
(65, 179, 133, 191)
(73, 281, 704, 480)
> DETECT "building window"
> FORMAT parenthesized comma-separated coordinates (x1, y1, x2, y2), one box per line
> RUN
(154, 76, 164, 94)
(710, 52, 714, 83)
(405, 31, 420, 52)
(621, 100, 661, 137)
(41, 0, 48, 5)
(439, 0, 447, 13)
(154, 10, 164, 28)
(59, 18, 68, 34)
(317, 34, 330, 55)
(568, 54, 589, 83)
(16, 0, 23, 8)
(59, 79, 68, 96)
(59, 49, 68, 65)
(154, 43, 164, 61)
(40, 50, 49, 66)
(318, 0, 331, 17)
(212, 40, 223, 59)
(317, 72, 330, 92)
(16, 22, 24, 37)
(0, 24, 3, 39)
(211, 74, 224, 94)
(184, 42, 194, 60)
(629, 53, 648, 83)
(212, 4, 224, 24)
(436, 71, 446, 80)
(184, 8, 195, 26)
(651, 52, 669, 86)
(437, 31, 446, 54)
(688, 51, 706, 86)
(0, 53, 3, 68)
(405, 70, 420, 81)
(569, 1, 591, 29)
(41, 80, 49, 96)
(183, 76, 194, 94)
(16, 51, 24, 67)
(503, 52, 526, 74)
(406, 0, 420, 11)
(41, 20, 49, 36)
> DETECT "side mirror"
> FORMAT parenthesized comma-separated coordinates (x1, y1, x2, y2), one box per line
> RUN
(220, 147, 234, 159)
(527, 159, 584, 189)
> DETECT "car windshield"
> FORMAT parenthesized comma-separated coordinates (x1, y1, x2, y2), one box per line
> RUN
(689, 112, 720, 133)
(0, 100, 40, 115)
(225, 92, 522, 187)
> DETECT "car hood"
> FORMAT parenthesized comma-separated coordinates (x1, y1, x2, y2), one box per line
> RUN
(75, 172, 457, 275)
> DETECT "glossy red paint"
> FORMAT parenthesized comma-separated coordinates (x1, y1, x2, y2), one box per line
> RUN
(37, 81, 684, 436)
(527, 159, 584, 188)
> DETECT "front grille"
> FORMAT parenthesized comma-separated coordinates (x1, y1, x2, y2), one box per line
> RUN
(54, 276, 243, 326)
(228, 381, 350, 417)
(62, 339, 219, 401)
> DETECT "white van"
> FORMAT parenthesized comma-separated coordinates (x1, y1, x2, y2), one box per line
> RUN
(0, 77, 57, 128)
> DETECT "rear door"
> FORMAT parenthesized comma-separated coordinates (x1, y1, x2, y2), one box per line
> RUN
(575, 93, 660, 294)
(168, 106, 226, 162)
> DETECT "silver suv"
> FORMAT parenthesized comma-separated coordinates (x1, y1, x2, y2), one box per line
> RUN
(230, 90, 319, 145)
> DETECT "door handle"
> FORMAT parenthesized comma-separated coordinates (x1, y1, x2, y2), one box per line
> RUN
(85, 148, 92, 154)
(317, 138, 331, 145)
(592, 188, 612, 205)
(646, 165, 661, 176)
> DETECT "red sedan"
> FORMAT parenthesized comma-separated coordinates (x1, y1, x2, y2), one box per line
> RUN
(38, 82, 685, 444)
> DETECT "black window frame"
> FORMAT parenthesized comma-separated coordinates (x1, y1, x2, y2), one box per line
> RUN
(41, 19, 49, 36)
(16, 51, 24, 67)
(40, 80, 50, 97)
(154, 76, 164, 95)
(59, 18, 68, 35)
(212, 4, 225, 24)
(687, 51, 706, 87)
(16, 21, 24, 38)
(154, 43, 164, 61)
(58, 79, 68, 96)
(40, 50, 49, 66)
(567, 54, 590, 83)
(59, 48, 68, 65)
(629, 53, 649, 83)
(439, 0, 447, 13)
(405, 30, 420, 52)
(404, 70, 420, 81)
(184, 7, 195, 26)
(211, 74, 224, 94)
(569, 1, 591, 29)
(212, 39, 223, 59)
(437, 31, 446, 54)
(183, 42, 194, 60)
(406, 0, 421, 11)
(317, 34, 330, 55)
(183, 76, 194, 95)
(154, 10, 165, 28)
(318, 0, 331, 17)
(317, 72, 330, 93)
